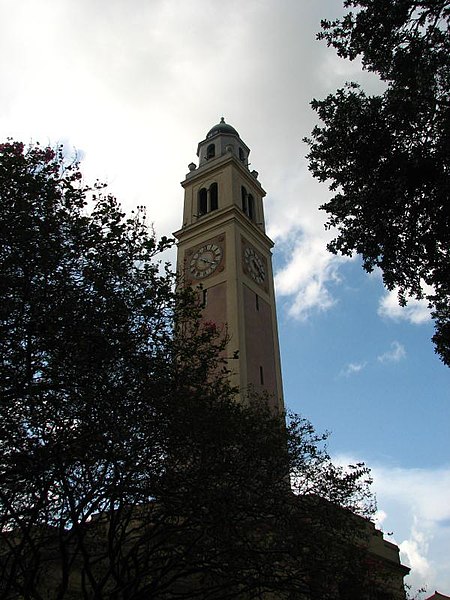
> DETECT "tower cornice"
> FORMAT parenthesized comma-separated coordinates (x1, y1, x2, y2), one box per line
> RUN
(173, 204, 274, 251)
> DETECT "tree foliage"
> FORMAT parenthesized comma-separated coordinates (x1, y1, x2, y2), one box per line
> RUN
(306, 0, 450, 365)
(0, 140, 378, 599)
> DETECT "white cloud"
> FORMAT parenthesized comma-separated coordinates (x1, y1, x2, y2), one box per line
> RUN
(266, 157, 349, 323)
(377, 341, 406, 363)
(378, 289, 432, 325)
(334, 456, 450, 593)
(339, 361, 367, 377)
(400, 520, 432, 581)
(0, 0, 355, 323)
(374, 509, 388, 529)
(0, 0, 351, 241)
(275, 236, 344, 320)
(337, 342, 405, 377)
(371, 464, 450, 593)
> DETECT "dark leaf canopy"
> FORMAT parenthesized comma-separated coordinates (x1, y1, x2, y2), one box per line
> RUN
(306, 0, 450, 365)
(0, 141, 376, 599)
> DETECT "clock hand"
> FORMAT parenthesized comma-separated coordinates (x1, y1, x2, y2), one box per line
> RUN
(252, 259, 264, 278)
(200, 257, 218, 265)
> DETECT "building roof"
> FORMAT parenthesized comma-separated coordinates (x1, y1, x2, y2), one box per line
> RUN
(425, 592, 450, 600)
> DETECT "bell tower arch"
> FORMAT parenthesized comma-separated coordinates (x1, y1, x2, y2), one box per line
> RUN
(174, 118, 284, 412)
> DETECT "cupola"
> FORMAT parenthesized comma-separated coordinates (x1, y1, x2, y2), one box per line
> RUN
(197, 117, 250, 167)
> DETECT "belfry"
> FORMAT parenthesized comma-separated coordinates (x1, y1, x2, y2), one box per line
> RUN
(174, 118, 284, 411)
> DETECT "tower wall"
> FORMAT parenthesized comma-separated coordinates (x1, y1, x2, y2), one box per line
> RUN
(174, 120, 284, 411)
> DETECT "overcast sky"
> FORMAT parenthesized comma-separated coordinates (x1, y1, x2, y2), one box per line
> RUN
(1, 0, 449, 593)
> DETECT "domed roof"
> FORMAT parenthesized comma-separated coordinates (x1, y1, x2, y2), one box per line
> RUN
(206, 117, 239, 139)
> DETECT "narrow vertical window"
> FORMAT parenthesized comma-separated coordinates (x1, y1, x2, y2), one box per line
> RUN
(255, 293, 259, 311)
(198, 188, 207, 215)
(206, 143, 215, 159)
(248, 194, 255, 221)
(259, 366, 264, 385)
(210, 182, 218, 211)
(239, 147, 245, 162)
(202, 289, 208, 307)
(241, 186, 248, 214)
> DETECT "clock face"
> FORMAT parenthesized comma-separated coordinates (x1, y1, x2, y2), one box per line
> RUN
(189, 243, 223, 279)
(244, 246, 266, 284)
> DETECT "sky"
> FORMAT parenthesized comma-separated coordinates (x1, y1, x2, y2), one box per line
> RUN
(1, 0, 449, 593)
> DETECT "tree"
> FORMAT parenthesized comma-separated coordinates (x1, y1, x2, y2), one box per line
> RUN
(305, 0, 450, 365)
(0, 140, 379, 599)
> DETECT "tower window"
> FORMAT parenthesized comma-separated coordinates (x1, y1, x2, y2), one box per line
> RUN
(241, 186, 255, 220)
(239, 147, 245, 162)
(210, 182, 218, 211)
(198, 188, 207, 215)
(248, 194, 255, 221)
(202, 289, 208, 307)
(241, 186, 248, 214)
(259, 366, 264, 385)
(255, 293, 259, 311)
(197, 183, 219, 217)
(206, 143, 215, 159)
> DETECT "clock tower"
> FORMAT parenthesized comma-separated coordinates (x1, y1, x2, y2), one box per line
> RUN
(174, 119, 284, 412)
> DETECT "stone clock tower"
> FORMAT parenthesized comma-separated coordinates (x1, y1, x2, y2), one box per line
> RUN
(174, 119, 284, 412)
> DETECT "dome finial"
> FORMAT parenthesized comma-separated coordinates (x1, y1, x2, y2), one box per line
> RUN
(206, 118, 239, 139)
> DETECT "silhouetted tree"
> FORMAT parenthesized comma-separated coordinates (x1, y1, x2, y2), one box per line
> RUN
(306, 0, 450, 365)
(1, 140, 377, 599)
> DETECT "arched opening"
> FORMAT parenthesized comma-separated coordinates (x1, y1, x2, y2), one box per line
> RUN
(197, 183, 218, 217)
(210, 182, 218, 211)
(198, 188, 207, 215)
(241, 186, 248, 214)
(206, 143, 215, 159)
(248, 194, 255, 221)
(239, 147, 245, 162)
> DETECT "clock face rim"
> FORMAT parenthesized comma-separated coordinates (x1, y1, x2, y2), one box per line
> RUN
(244, 246, 266, 284)
(189, 243, 223, 279)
